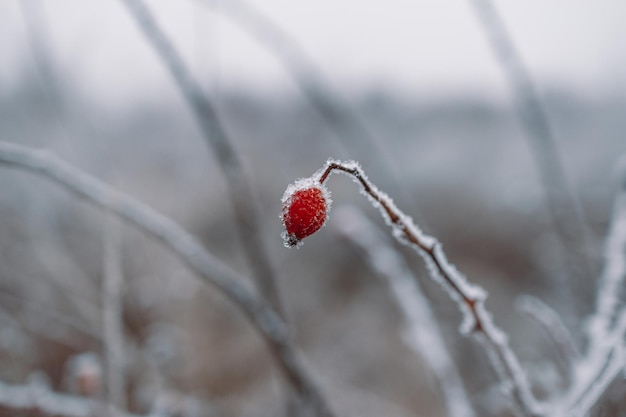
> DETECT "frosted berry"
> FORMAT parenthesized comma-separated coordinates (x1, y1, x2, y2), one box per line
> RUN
(281, 182, 330, 248)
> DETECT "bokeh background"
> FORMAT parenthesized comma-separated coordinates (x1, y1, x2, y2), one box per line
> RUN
(0, 1, 625, 416)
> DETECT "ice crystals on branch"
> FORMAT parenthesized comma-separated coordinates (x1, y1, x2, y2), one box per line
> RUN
(281, 159, 539, 417)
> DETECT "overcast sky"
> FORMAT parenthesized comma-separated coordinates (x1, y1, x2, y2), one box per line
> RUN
(1, 0, 625, 105)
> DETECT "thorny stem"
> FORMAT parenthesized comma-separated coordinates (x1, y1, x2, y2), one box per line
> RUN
(321, 163, 483, 318)
(319, 160, 540, 417)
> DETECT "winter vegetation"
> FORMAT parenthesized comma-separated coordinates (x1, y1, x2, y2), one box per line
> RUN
(0, 1, 625, 417)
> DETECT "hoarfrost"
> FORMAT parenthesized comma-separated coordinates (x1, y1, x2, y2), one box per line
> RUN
(289, 159, 537, 415)
(334, 205, 476, 417)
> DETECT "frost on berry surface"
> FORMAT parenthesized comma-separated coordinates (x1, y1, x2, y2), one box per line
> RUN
(281, 177, 331, 248)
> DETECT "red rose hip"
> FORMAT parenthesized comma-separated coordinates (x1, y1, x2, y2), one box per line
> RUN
(281, 182, 330, 247)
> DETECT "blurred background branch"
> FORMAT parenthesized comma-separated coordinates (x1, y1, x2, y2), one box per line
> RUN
(468, 0, 595, 313)
(0, 141, 336, 417)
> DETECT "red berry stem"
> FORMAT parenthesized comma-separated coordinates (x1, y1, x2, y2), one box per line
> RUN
(295, 159, 541, 417)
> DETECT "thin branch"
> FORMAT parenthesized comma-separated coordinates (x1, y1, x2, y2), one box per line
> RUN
(468, 0, 594, 293)
(198, 0, 420, 215)
(516, 295, 580, 387)
(572, 347, 624, 417)
(102, 211, 127, 409)
(0, 377, 143, 417)
(203, 0, 374, 149)
(0, 141, 336, 417)
(588, 163, 626, 351)
(18, 0, 64, 104)
(552, 163, 626, 416)
(314, 160, 540, 417)
(334, 205, 475, 417)
(0, 291, 100, 342)
(558, 308, 626, 417)
(119, 0, 283, 315)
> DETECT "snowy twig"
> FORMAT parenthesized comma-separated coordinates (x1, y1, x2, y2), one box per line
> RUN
(202, 0, 376, 150)
(119, 0, 283, 315)
(0, 377, 143, 417)
(588, 163, 626, 353)
(560, 308, 626, 417)
(102, 211, 127, 408)
(516, 295, 580, 386)
(468, 0, 594, 293)
(334, 205, 475, 417)
(553, 164, 626, 416)
(304, 159, 540, 416)
(198, 0, 419, 214)
(0, 141, 336, 417)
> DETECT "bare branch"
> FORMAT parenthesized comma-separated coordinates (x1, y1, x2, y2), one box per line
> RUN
(119, 0, 283, 315)
(588, 162, 626, 350)
(102, 212, 127, 408)
(0, 377, 142, 417)
(553, 163, 626, 416)
(556, 308, 626, 417)
(198, 0, 420, 216)
(0, 141, 336, 417)
(516, 295, 580, 387)
(334, 205, 475, 417)
(308, 159, 540, 417)
(204, 0, 379, 151)
(468, 0, 594, 295)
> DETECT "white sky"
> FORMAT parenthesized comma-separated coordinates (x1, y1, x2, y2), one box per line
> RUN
(1, 0, 625, 105)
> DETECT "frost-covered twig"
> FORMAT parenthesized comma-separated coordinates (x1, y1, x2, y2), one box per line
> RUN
(516, 295, 580, 386)
(283, 159, 540, 417)
(334, 205, 475, 417)
(119, 0, 282, 315)
(0, 141, 336, 417)
(0, 377, 142, 417)
(198, 0, 419, 214)
(588, 163, 626, 352)
(201, 0, 376, 150)
(103, 212, 127, 408)
(552, 164, 626, 416)
(557, 308, 626, 417)
(468, 0, 593, 292)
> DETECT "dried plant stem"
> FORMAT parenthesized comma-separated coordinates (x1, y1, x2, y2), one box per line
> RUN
(0, 141, 336, 417)
(552, 167, 626, 416)
(468, 0, 594, 292)
(120, 0, 283, 315)
(0, 291, 101, 343)
(516, 295, 580, 386)
(335, 206, 475, 417)
(588, 167, 626, 351)
(319, 160, 539, 417)
(0, 378, 143, 417)
(199, 0, 420, 216)
(557, 308, 626, 417)
(206, 0, 375, 147)
(102, 211, 127, 409)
